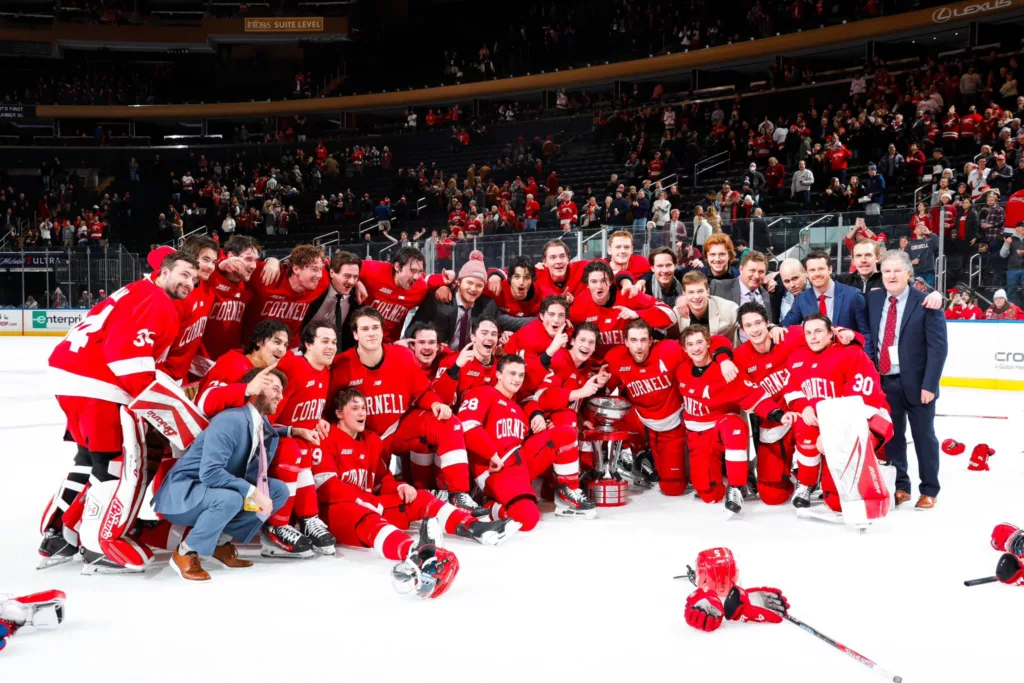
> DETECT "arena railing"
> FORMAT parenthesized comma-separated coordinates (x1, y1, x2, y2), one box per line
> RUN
(23, 0, 1022, 121)
(0, 246, 143, 310)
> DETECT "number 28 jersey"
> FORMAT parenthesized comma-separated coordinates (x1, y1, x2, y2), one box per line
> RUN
(49, 278, 180, 404)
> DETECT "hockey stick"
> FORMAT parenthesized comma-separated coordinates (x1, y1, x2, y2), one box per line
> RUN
(679, 566, 902, 682)
(963, 575, 998, 587)
(935, 414, 1008, 420)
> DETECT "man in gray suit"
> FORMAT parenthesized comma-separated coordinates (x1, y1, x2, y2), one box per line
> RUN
(152, 366, 293, 581)
(711, 251, 775, 340)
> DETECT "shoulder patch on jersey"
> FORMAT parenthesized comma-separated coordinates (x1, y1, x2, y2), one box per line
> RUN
(586, 316, 599, 323)
(747, 366, 758, 373)
(380, 288, 393, 295)
(348, 379, 364, 386)
(341, 449, 353, 454)
(619, 366, 632, 372)
(792, 362, 803, 369)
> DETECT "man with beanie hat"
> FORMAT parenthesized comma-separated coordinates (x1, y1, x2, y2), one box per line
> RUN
(410, 256, 498, 350)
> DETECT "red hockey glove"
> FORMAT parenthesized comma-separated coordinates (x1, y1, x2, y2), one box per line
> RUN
(991, 523, 1024, 554)
(724, 586, 789, 624)
(995, 553, 1024, 587)
(684, 588, 724, 632)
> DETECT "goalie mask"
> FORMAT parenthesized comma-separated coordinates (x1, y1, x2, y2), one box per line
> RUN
(391, 545, 460, 599)
(696, 547, 738, 598)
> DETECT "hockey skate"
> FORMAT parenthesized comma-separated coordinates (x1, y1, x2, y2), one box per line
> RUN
(433, 490, 489, 518)
(260, 525, 315, 559)
(455, 517, 521, 546)
(391, 518, 460, 599)
(792, 484, 812, 509)
(724, 487, 743, 517)
(300, 516, 337, 556)
(555, 484, 598, 519)
(615, 449, 656, 489)
(80, 549, 146, 575)
(37, 528, 78, 570)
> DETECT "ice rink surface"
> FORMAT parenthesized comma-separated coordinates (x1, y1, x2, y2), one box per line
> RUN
(0, 337, 1021, 682)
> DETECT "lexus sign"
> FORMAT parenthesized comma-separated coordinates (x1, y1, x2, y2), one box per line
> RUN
(933, 0, 1015, 23)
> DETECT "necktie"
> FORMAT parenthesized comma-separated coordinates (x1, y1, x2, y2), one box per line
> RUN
(878, 296, 899, 375)
(455, 305, 470, 350)
(335, 294, 348, 330)
(818, 294, 828, 316)
(255, 420, 270, 522)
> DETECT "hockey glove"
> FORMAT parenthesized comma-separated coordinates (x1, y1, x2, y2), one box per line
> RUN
(0, 622, 8, 652)
(684, 588, 724, 632)
(995, 553, 1024, 587)
(991, 523, 1024, 555)
(724, 586, 789, 624)
(0, 590, 66, 632)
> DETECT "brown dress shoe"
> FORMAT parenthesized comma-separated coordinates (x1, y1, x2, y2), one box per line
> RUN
(171, 550, 211, 581)
(894, 490, 912, 506)
(915, 495, 936, 511)
(211, 543, 253, 569)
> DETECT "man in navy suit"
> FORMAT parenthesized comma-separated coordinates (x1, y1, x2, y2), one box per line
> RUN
(152, 367, 292, 580)
(867, 250, 948, 510)
(780, 250, 872, 351)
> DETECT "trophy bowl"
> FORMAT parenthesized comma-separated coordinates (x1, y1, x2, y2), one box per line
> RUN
(587, 397, 631, 428)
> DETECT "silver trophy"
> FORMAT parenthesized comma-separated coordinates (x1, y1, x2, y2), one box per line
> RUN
(583, 397, 633, 505)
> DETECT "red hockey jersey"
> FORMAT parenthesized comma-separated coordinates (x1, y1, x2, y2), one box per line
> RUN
(432, 355, 497, 406)
(271, 352, 330, 430)
(676, 361, 779, 431)
(603, 340, 687, 431)
(783, 344, 892, 440)
(195, 349, 253, 417)
(328, 345, 440, 439)
(359, 259, 447, 343)
(49, 279, 180, 405)
(159, 278, 215, 383)
(312, 426, 397, 505)
(568, 289, 675, 361)
(194, 268, 248, 379)
(531, 350, 600, 414)
(242, 262, 329, 350)
(458, 385, 529, 465)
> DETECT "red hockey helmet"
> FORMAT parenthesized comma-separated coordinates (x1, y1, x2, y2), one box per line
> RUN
(968, 444, 995, 472)
(942, 439, 966, 456)
(696, 548, 738, 598)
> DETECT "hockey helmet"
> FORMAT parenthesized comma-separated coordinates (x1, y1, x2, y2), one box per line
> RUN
(968, 444, 995, 472)
(696, 548, 738, 598)
(391, 545, 460, 599)
(941, 438, 966, 456)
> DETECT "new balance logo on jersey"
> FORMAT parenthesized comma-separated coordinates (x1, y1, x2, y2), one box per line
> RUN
(373, 380, 383, 386)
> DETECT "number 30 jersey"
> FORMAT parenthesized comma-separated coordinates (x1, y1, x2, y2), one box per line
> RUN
(49, 279, 180, 404)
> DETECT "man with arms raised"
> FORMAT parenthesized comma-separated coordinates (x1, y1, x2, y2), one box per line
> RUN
(329, 308, 478, 513)
(243, 244, 330, 350)
(569, 261, 676, 361)
(42, 252, 199, 573)
(356, 247, 453, 342)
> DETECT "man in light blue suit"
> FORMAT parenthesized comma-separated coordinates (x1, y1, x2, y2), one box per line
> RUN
(153, 366, 291, 581)
(780, 250, 872, 352)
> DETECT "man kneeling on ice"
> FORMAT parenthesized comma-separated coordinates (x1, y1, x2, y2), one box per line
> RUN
(781, 314, 894, 523)
(152, 367, 292, 581)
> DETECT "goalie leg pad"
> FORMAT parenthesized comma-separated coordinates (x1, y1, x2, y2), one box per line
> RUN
(40, 446, 91, 539)
(128, 374, 208, 452)
(78, 409, 153, 569)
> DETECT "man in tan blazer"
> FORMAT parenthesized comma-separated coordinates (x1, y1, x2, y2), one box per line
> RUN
(673, 271, 739, 345)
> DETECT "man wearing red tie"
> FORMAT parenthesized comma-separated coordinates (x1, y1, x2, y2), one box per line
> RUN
(780, 251, 872, 352)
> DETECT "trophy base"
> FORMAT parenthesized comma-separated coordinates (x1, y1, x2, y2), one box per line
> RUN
(589, 478, 628, 507)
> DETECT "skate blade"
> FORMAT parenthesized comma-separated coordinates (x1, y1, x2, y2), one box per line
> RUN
(724, 507, 741, 519)
(554, 506, 598, 519)
(312, 545, 337, 556)
(81, 563, 146, 576)
(796, 507, 844, 524)
(260, 547, 315, 559)
(37, 554, 77, 570)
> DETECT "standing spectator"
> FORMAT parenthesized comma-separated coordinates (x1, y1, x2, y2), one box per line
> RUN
(905, 222, 940, 288)
(764, 157, 786, 201)
(905, 143, 927, 181)
(78, 289, 94, 310)
(989, 153, 1014, 195)
(631, 190, 650, 233)
(39, 218, 53, 246)
(790, 160, 814, 203)
(374, 200, 392, 232)
(878, 144, 905, 186)
(652, 191, 672, 232)
(693, 208, 713, 248)
(51, 287, 66, 309)
(1000, 223, 1024, 306)
(867, 250, 948, 510)
(221, 214, 236, 241)
(524, 194, 540, 231)
(667, 209, 688, 248)
(864, 164, 886, 217)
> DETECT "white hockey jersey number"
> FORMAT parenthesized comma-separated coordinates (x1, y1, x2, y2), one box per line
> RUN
(64, 286, 130, 353)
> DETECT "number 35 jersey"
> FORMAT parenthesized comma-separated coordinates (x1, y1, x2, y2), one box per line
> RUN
(49, 278, 180, 404)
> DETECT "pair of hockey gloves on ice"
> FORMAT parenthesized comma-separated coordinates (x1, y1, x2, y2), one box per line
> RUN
(0, 590, 65, 652)
(684, 586, 790, 632)
(990, 523, 1024, 587)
